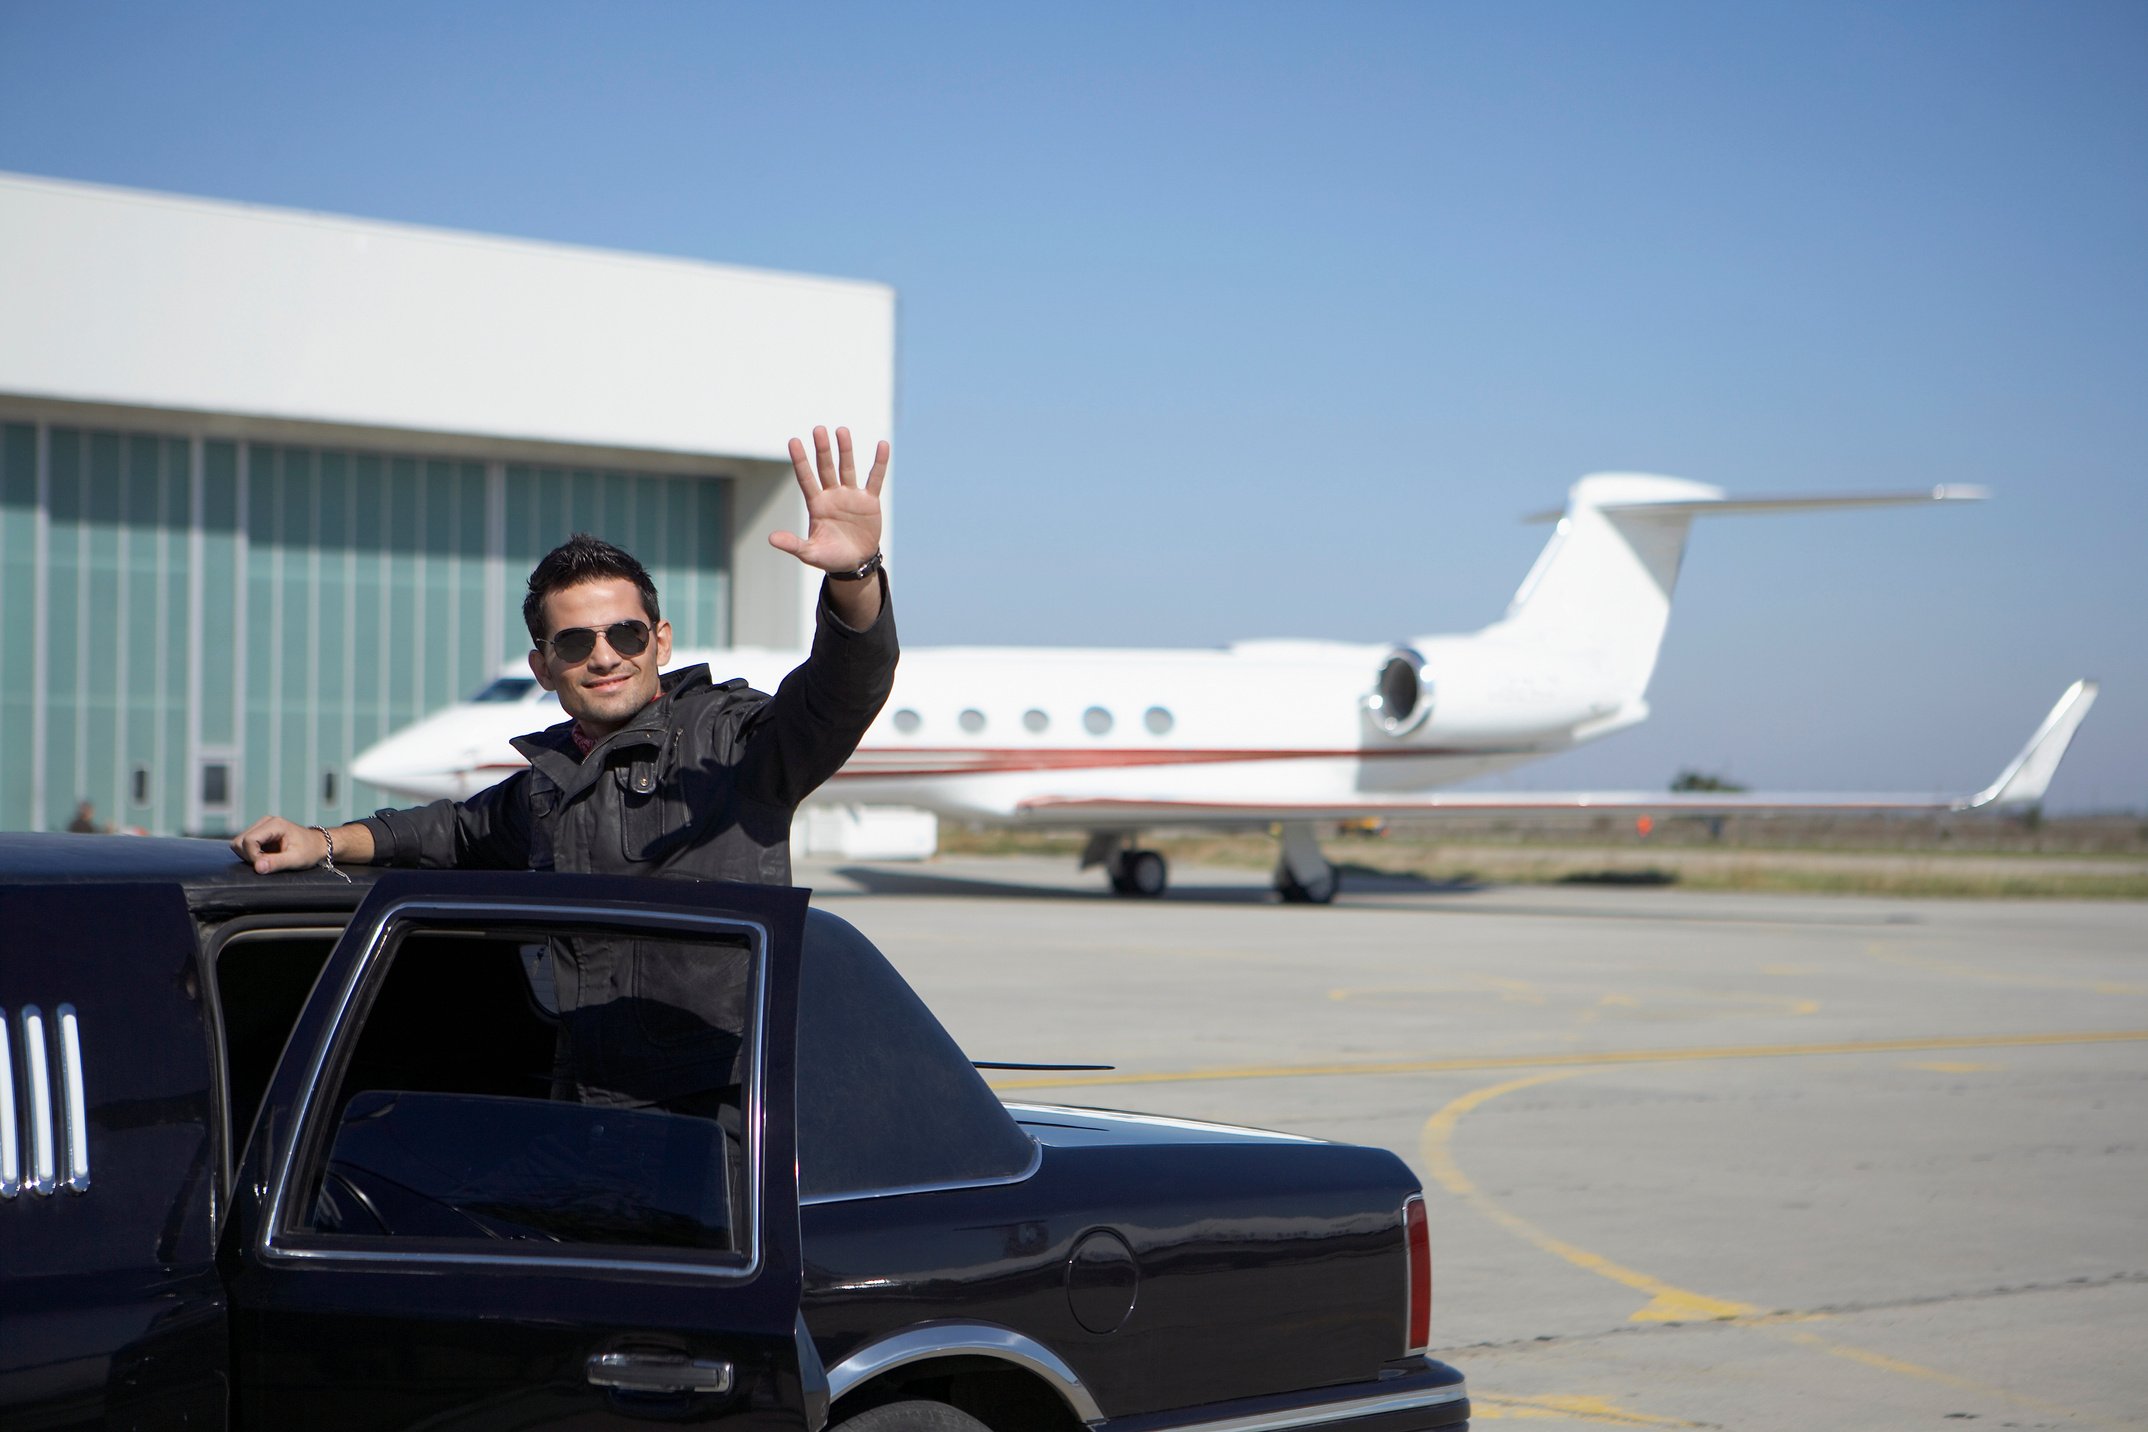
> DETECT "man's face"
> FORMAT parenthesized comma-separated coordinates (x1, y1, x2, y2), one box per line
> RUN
(526, 577, 674, 738)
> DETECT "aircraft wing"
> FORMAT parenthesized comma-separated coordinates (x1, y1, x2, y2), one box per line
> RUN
(1018, 680, 2099, 825)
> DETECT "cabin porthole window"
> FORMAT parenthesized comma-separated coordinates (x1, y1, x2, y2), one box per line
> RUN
(958, 709, 987, 734)
(1022, 709, 1049, 734)
(1143, 706, 1174, 735)
(892, 709, 923, 736)
(1082, 706, 1113, 736)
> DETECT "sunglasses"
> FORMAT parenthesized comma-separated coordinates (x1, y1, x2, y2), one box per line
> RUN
(536, 619, 652, 664)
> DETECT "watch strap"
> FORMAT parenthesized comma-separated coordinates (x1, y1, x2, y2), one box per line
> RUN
(829, 550, 884, 582)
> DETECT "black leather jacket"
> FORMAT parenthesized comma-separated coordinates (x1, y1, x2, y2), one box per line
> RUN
(358, 579, 897, 885)
(357, 583, 896, 1109)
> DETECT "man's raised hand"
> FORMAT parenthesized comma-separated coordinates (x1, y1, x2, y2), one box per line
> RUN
(768, 425, 888, 574)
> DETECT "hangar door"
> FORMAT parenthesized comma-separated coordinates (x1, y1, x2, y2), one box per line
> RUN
(0, 421, 731, 837)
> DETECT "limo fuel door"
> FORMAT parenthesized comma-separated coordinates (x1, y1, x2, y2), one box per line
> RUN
(222, 871, 812, 1430)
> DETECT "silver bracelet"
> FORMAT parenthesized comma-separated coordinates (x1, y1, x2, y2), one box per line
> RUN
(311, 825, 354, 883)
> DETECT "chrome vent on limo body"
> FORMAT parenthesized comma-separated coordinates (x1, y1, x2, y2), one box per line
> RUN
(3, 1003, 90, 1199)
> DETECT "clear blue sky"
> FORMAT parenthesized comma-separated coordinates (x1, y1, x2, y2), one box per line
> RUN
(4, 1, 2142, 810)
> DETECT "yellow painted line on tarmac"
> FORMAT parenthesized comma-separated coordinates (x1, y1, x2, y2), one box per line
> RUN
(1418, 1071, 1762, 1323)
(984, 1029, 2148, 1090)
(1421, 1071, 2132, 1428)
(1903, 1060, 2004, 1074)
(1470, 1393, 1699, 1425)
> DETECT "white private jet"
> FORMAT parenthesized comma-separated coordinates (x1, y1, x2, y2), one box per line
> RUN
(351, 473, 2098, 902)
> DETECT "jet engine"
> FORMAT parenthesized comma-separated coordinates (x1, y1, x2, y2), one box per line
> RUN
(1360, 647, 1433, 737)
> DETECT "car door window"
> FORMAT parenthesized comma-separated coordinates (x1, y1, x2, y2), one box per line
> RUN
(283, 918, 760, 1266)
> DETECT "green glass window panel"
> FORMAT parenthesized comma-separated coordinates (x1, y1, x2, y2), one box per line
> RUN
(567, 468, 600, 538)
(244, 443, 281, 821)
(162, 439, 193, 834)
(44, 429, 81, 830)
(698, 478, 731, 647)
(386, 458, 420, 726)
(0, 425, 35, 829)
(347, 452, 386, 818)
(536, 467, 567, 552)
(662, 478, 694, 644)
(0, 427, 30, 812)
(456, 465, 488, 693)
(600, 472, 633, 552)
(84, 432, 123, 825)
(277, 448, 313, 828)
(123, 437, 163, 824)
(422, 460, 457, 716)
(501, 464, 537, 660)
(199, 441, 239, 750)
(629, 476, 664, 613)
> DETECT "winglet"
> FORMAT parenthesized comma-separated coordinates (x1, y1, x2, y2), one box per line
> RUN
(1962, 679, 2099, 809)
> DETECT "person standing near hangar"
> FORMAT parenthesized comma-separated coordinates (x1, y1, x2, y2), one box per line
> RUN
(231, 425, 896, 885)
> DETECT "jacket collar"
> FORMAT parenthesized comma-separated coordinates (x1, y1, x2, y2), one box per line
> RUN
(511, 665, 713, 797)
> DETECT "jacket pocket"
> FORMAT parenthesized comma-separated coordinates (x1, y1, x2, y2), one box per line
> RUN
(618, 757, 680, 862)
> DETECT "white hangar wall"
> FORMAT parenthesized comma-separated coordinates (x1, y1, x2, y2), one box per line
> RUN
(0, 172, 897, 837)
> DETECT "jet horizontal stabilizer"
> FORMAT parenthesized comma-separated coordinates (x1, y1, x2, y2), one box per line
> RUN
(1521, 485, 1988, 523)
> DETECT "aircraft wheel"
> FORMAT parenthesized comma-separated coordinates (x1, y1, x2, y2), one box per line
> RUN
(1125, 849, 1168, 897)
(1274, 866, 1340, 904)
(1108, 849, 1168, 897)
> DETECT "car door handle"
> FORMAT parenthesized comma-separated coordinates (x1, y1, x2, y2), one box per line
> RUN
(586, 1350, 735, 1394)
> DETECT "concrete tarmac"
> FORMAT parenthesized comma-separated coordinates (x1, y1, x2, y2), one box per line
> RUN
(800, 854, 2148, 1431)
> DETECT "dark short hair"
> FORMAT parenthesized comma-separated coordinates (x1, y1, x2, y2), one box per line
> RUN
(523, 533, 662, 644)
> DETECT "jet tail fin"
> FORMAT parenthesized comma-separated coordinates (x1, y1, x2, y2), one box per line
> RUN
(1486, 476, 1987, 717)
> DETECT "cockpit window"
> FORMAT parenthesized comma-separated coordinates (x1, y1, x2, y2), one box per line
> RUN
(470, 677, 538, 704)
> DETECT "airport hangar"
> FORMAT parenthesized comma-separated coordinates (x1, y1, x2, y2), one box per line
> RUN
(0, 170, 895, 845)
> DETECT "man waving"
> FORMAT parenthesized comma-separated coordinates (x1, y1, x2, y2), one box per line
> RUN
(233, 425, 896, 885)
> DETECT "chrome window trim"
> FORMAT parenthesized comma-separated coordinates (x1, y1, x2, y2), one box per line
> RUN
(260, 899, 772, 1282)
(56, 1003, 89, 1194)
(824, 1321, 1104, 1424)
(0, 1009, 17, 1198)
(20, 1006, 56, 1196)
(1148, 1381, 1469, 1432)
(800, 1135, 1042, 1207)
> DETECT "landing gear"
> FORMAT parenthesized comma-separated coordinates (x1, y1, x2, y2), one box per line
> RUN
(1274, 864, 1340, 904)
(1108, 848, 1169, 898)
(1273, 821, 1340, 904)
(1081, 831, 1169, 898)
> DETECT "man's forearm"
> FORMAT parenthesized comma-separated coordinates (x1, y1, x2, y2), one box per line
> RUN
(826, 571, 884, 630)
(327, 821, 377, 864)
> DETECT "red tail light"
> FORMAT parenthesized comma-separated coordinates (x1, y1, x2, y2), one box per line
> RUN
(1403, 1193, 1432, 1354)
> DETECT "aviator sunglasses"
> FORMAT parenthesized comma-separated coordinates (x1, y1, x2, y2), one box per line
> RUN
(536, 619, 652, 664)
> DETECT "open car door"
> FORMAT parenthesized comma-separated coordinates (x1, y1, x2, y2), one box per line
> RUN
(220, 871, 814, 1430)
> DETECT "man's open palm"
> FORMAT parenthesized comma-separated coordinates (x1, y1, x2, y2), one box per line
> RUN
(769, 425, 887, 573)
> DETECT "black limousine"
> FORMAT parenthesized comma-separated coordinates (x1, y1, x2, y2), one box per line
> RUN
(0, 834, 1468, 1430)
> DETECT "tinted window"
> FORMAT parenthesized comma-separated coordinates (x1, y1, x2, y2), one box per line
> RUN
(297, 924, 758, 1259)
(216, 926, 338, 1162)
(795, 912, 1035, 1201)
